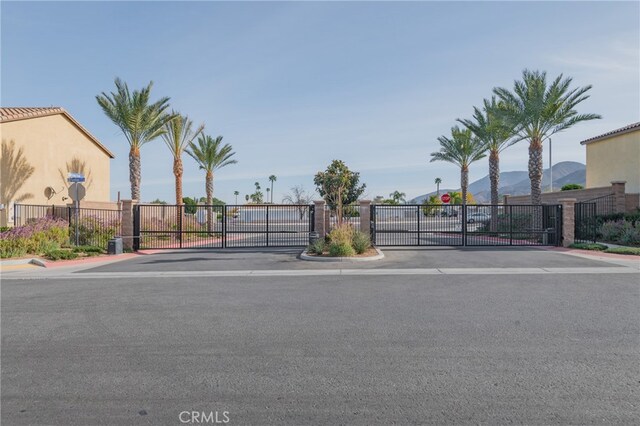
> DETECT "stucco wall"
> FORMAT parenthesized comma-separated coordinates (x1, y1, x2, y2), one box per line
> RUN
(0, 114, 111, 225)
(585, 130, 640, 193)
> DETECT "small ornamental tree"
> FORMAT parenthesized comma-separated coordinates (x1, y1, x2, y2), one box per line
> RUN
(314, 160, 366, 226)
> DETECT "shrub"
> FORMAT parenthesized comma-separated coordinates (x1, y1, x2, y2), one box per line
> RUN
(569, 243, 608, 251)
(328, 241, 355, 257)
(561, 183, 583, 191)
(72, 245, 103, 253)
(328, 224, 354, 245)
(76, 215, 120, 246)
(604, 247, 640, 256)
(307, 239, 325, 255)
(351, 231, 371, 254)
(0, 217, 69, 258)
(598, 220, 623, 241)
(45, 249, 78, 261)
(618, 222, 640, 246)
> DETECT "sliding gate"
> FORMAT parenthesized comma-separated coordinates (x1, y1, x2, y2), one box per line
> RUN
(135, 204, 313, 250)
(372, 204, 561, 247)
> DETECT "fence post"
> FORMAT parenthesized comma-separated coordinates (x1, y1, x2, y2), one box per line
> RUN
(359, 200, 371, 236)
(559, 198, 576, 247)
(313, 200, 326, 239)
(611, 181, 626, 214)
(121, 199, 137, 251)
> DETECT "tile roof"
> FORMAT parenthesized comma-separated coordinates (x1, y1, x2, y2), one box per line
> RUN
(0, 107, 114, 158)
(580, 122, 640, 145)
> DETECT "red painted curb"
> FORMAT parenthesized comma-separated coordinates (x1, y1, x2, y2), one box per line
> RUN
(538, 246, 640, 260)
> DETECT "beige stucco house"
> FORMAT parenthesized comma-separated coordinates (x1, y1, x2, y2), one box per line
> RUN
(0, 107, 114, 226)
(581, 122, 640, 194)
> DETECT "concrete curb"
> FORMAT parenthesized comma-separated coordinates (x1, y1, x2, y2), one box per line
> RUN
(0, 257, 47, 268)
(299, 247, 385, 262)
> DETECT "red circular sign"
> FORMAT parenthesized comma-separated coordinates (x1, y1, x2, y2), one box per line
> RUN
(441, 193, 451, 203)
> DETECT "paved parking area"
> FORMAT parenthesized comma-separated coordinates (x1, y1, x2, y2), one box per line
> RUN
(83, 246, 620, 273)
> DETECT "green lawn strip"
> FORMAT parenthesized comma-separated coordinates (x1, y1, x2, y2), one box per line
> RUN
(569, 243, 608, 251)
(604, 246, 640, 256)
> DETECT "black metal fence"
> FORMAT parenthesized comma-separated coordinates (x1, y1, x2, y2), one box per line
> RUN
(372, 204, 561, 247)
(574, 202, 597, 243)
(135, 204, 314, 249)
(13, 204, 122, 248)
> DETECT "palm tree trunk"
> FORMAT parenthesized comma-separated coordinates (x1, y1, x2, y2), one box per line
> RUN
(129, 146, 141, 200)
(489, 149, 500, 232)
(270, 182, 274, 203)
(529, 137, 544, 232)
(460, 166, 468, 206)
(174, 158, 183, 205)
(206, 170, 213, 234)
(529, 138, 543, 205)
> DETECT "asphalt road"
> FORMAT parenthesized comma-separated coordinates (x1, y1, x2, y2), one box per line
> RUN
(2, 271, 639, 425)
(85, 246, 618, 272)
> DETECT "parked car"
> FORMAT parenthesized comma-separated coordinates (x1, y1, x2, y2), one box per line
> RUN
(466, 212, 490, 223)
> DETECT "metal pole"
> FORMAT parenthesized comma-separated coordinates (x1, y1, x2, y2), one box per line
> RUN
(549, 138, 553, 192)
(75, 185, 79, 246)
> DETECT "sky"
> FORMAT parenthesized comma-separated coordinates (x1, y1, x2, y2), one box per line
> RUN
(2, 1, 639, 204)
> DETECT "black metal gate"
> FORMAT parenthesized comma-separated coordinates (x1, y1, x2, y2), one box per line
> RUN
(135, 204, 313, 250)
(574, 201, 597, 243)
(371, 204, 561, 247)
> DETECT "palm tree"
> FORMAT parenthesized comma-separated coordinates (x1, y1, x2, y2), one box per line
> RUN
(186, 135, 237, 233)
(96, 78, 175, 200)
(266, 188, 271, 203)
(268, 175, 277, 203)
(493, 69, 600, 205)
(434, 177, 442, 196)
(234, 190, 240, 205)
(161, 112, 204, 205)
(430, 126, 486, 206)
(458, 97, 516, 209)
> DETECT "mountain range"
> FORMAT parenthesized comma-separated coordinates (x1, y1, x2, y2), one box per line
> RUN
(409, 161, 586, 204)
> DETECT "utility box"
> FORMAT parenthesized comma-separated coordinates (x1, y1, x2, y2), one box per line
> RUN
(108, 237, 123, 255)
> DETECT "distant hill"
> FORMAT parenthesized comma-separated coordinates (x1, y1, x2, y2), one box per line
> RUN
(409, 161, 585, 204)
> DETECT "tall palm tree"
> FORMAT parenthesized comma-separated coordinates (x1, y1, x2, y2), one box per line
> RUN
(434, 177, 442, 196)
(266, 188, 271, 203)
(234, 191, 240, 205)
(96, 78, 175, 200)
(186, 135, 237, 233)
(430, 126, 486, 206)
(268, 175, 277, 203)
(493, 69, 600, 205)
(161, 112, 204, 205)
(458, 97, 516, 207)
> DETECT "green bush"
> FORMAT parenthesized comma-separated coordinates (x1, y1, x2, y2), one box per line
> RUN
(569, 243, 608, 251)
(76, 216, 120, 247)
(0, 226, 10, 233)
(561, 183, 584, 191)
(351, 231, 371, 254)
(307, 239, 325, 255)
(604, 247, 640, 256)
(328, 241, 355, 257)
(0, 218, 69, 258)
(598, 220, 640, 246)
(45, 249, 78, 261)
(72, 245, 103, 253)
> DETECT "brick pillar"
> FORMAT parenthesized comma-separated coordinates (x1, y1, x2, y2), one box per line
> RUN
(359, 200, 371, 235)
(313, 200, 327, 239)
(559, 198, 576, 247)
(611, 181, 626, 214)
(503, 194, 510, 205)
(121, 199, 137, 251)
